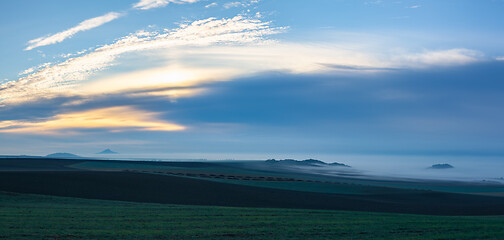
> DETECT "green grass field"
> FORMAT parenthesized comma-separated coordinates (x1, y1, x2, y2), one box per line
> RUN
(1, 191, 504, 239)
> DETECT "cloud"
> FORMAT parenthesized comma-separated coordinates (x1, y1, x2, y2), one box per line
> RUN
(2, 16, 284, 106)
(496, 56, 504, 61)
(409, 5, 420, 9)
(164, 45, 482, 74)
(133, 0, 202, 10)
(25, 0, 206, 50)
(58, 49, 89, 58)
(392, 49, 482, 68)
(80, 65, 236, 97)
(224, 2, 242, 9)
(205, 2, 218, 8)
(0, 106, 185, 134)
(223, 0, 260, 9)
(25, 12, 122, 51)
(364, 0, 382, 5)
(322, 64, 399, 71)
(4, 15, 484, 110)
(18, 62, 52, 76)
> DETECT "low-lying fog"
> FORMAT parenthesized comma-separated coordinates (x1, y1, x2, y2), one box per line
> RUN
(324, 155, 504, 183)
(82, 153, 504, 183)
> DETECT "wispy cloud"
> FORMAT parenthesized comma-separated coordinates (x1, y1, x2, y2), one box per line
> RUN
(58, 49, 90, 59)
(223, 0, 260, 9)
(18, 62, 52, 76)
(393, 49, 482, 67)
(0, 106, 185, 134)
(409, 5, 421, 9)
(2, 16, 284, 105)
(364, 0, 382, 5)
(224, 2, 242, 9)
(25, 0, 205, 50)
(25, 12, 122, 51)
(133, 0, 202, 10)
(205, 2, 218, 8)
(496, 56, 504, 61)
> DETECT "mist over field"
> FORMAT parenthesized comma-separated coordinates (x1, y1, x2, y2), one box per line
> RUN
(40, 151, 503, 182)
(337, 155, 504, 182)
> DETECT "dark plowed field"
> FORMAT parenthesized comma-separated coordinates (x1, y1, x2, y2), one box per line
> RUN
(0, 158, 86, 171)
(1, 171, 504, 216)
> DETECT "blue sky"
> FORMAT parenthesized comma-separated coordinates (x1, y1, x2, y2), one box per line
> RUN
(1, 0, 504, 164)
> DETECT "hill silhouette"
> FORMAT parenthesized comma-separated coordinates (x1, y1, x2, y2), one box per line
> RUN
(265, 159, 350, 167)
(429, 164, 454, 169)
(97, 149, 118, 154)
(46, 153, 83, 159)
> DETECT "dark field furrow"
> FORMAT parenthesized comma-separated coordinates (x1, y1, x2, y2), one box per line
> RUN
(1, 171, 504, 216)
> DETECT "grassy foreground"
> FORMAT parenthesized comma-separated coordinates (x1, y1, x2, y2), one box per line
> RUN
(1, 192, 503, 239)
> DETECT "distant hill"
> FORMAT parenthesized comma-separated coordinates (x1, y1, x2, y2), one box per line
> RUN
(265, 159, 350, 167)
(429, 164, 454, 169)
(97, 149, 118, 154)
(0, 155, 42, 159)
(45, 153, 83, 159)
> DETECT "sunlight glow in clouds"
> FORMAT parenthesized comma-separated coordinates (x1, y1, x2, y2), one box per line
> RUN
(25, 12, 122, 51)
(4, 15, 484, 114)
(80, 66, 237, 96)
(2, 16, 284, 106)
(0, 106, 185, 134)
(3, 11, 484, 110)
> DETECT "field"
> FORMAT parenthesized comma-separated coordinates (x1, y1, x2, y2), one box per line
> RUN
(2, 191, 504, 240)
(1, 157, 504, 239)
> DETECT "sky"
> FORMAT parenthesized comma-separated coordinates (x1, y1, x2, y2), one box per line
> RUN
(1, 0, 504, 168)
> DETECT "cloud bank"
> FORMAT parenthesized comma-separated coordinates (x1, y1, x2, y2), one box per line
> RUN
(3, 13, 487, 137)
(5, 14, 484, 110)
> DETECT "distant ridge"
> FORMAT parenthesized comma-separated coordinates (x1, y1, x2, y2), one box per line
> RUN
(429, 164, 454, 169)
(0, 155, 41, 159)
(265, 159, 350, 167)
(97, 149, 118, 154)
(46, 153, 83, 159)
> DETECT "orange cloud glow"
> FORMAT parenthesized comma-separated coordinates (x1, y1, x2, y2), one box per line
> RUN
(0, 106, 185, 134)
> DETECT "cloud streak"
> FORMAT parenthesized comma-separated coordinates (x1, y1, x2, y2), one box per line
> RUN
(224, 2, 242, 9)
(392, 49, 482, 68)
(133, 0, 202, 10)
(25, 12, 122, 51)
(0, 106, 185, 134)
(205, 2, 218, 8)
(223, 0, 260, 9)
